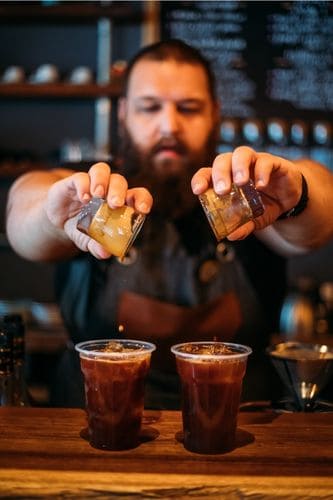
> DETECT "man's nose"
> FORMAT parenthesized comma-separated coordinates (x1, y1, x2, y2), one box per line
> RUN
(159, 104, 180, 135)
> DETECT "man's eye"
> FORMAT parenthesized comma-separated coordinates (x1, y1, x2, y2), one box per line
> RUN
(138, 105, 160, 113)
(179, 106, 201, 114)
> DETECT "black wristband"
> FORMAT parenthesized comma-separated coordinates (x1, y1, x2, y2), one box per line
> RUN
(277, 174, 309, 220)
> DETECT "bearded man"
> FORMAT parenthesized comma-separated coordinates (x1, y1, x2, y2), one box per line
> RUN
(6, 40, 333, 408)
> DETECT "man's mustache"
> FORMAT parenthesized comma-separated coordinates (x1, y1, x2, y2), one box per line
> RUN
(151, 138, 187, 156)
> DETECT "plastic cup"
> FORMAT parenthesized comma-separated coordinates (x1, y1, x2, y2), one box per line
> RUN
(75, 339, 156, 450)
(171, 341, 252, 454)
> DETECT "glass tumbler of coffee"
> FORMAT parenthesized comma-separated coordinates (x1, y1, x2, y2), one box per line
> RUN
(171, 341, 252, 454)
(75, 339, 156, 450)
(199, 180, 264, 241)
(77, 197, 146, 260)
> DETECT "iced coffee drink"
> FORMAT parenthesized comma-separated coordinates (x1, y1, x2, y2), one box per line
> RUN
(171, 341, 252, 454)
(75, 339, 155, 450)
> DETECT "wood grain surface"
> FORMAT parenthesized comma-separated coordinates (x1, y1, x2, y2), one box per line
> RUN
(0, 407, 332, 498)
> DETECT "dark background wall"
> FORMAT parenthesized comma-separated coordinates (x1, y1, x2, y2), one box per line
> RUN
(0, 1, 143, 302)
(162, 0, 333, 288)
(0, 0, 332, 306)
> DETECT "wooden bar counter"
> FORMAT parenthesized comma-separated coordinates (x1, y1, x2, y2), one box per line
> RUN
(0, 407, 332, 498)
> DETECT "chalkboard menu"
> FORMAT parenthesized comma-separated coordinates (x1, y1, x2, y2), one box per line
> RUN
(161, 1, 333, 166)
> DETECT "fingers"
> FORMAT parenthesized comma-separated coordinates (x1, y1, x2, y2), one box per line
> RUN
(87, 162, 111, 198)
(211, 147, 255, 194)
(106, 173, 128, 208)
(59, 162, 154, 260)
(68, 163, 151, 213)
(126, 187, 153, 214)
(191, 167, 214, 194)
(226, 220, 255, 241)
(64, 163, 112, 203)
(191, 149, 257, 195)
(86, 239, 112, 260)
(85, 163, 153, 214)
(64, 218, 112, 259)
(191, 146, 292, 196)
(72, 163, 128, 204)
(252, 153, 285, 189)
(190, 146, 302, 243)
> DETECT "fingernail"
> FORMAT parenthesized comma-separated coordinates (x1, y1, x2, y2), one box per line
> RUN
(82, 193, 90, 202)
(93, 184, 104, 198)
(193, 182, 205, 194)
(96, 249, 110, 260)
(234, 172, 244, 183)
(110, 195, 122, 207)
(138, 202, 149, 213)
(215, 180, 226, 193)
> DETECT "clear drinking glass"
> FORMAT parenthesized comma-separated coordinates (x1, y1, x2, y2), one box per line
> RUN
(77, 197, 146, 259)
(199, 180, 264, 241)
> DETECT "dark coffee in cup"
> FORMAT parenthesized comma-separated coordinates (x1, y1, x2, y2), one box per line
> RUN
(76, 339, 155, 450)
(171, 342, 252, 454)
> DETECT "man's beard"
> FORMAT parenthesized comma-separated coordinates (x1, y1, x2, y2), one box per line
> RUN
(117, 128, 218, 220)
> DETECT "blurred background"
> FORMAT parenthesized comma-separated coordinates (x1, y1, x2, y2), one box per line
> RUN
(0, 1, 332, 404)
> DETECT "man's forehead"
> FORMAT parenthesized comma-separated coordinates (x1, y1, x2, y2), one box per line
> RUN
(126, 59, 211, 100)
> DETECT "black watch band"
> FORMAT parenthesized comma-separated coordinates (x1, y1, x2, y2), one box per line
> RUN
(277, 174, 309, 220)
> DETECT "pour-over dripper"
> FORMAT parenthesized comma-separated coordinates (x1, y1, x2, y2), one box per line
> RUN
(267, 342, 333, 411)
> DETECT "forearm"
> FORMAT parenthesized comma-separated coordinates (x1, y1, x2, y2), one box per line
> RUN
(259, 159, 333, 255)
(192, 148, 333, 257)
(6, 169, 78, 261)
(6, 162, 153, 262)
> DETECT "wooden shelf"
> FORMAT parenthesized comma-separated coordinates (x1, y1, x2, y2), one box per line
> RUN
(0, 82, 123, 99)
(0, 2, 142, 23)
(0, 1, 140, 163)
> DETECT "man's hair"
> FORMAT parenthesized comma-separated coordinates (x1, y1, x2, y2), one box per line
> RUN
(122, 39, 217, 101)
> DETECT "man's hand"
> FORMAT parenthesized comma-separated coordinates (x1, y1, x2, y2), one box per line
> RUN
(191, 146, 304, 240)
(41, 162, 151, 260)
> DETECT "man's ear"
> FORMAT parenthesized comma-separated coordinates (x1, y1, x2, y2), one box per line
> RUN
(118, 97, 127, 123)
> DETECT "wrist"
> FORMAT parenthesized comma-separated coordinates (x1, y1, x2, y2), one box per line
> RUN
(277, 174, 309, 220)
